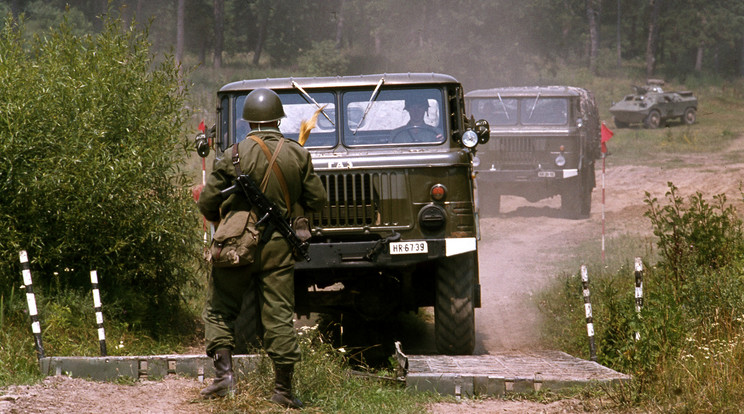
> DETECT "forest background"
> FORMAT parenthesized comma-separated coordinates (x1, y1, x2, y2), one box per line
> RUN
(4, 0, 744, 90)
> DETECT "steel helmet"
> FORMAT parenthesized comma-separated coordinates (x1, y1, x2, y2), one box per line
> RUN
(242, 88, 286, 123)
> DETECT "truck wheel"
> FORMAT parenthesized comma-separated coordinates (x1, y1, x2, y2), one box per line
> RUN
(435, 252, 476, 355)
(644, 110, 661, 129)
(234, 286, 263, 354)
(682, 107, 696, 125)
(560, 171, 591, 219)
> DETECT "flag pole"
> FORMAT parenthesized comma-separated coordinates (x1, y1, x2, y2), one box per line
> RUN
(601, 152, 606, 263)
(599, 121, 614, 264)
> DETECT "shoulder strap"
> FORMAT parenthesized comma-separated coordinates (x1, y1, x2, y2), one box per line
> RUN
(231, 140, 273, 193)
(249, 136, 292, 211)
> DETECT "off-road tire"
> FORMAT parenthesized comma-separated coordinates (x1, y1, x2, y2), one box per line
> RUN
(234, 285, 263, 354)
(560, 170, 591, 219)
(682, 107, 696, 125)
(644, 110, 661, 129)
(613, 117, 629, 128)
(434, 252, 476, 355)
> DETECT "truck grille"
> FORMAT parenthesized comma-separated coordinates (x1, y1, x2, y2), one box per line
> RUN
(310, 172, 407, 229)
(495, 136, 539, 166)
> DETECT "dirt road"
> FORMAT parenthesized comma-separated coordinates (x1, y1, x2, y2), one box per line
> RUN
(3, 139, 744, 413)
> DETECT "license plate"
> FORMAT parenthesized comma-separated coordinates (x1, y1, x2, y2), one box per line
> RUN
(538, 171, 555, 178)
(390, 241, 428, 255)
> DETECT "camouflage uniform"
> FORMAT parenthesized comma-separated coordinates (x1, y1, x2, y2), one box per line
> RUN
(198, 127, 326, 365)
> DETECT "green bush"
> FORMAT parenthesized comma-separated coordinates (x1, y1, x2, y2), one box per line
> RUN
(0, 13, 201, 334)
(645, 183, 744, 281)
(541, 183, 744, 410)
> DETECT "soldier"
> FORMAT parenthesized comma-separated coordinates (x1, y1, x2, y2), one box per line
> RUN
(197, 88, 326, 408)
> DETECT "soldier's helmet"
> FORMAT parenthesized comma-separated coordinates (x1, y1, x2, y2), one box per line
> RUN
(242, 88, 286, 123)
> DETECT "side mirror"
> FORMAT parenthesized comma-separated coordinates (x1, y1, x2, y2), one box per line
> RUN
(195, 132, 210, 157)
(475, 119, 490, 144)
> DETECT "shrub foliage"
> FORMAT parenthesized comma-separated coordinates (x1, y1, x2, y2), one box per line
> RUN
(0, 14, 201, 333)
(541, 182, 744, 410)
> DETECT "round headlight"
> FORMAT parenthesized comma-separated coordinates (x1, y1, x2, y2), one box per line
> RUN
(472, 156, 481, 167)
(555, 154, 566, 167)
(461, 130, 478, 148)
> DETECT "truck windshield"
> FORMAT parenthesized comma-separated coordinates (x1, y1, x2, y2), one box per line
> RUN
(231, 87, 446, 148)
(341, 88, 445, 146)
(470, 97, 518, 126)
(234, 91, 337, 148)
(468, 96, 568, 126)
(520, 98, 568, 125)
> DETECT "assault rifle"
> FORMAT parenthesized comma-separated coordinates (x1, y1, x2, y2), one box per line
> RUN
(221, 174, 311, 261)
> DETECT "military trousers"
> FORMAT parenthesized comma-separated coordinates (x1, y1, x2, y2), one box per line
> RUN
(203, 231, 301, 365)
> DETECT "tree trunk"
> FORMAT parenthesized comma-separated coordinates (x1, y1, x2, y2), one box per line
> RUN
(616, 0, 622, 68)
(645, 0, 662, 79)
(176, 0, 185, 68)
(252, 17, 267, 66)
(586, 0, 600, 74)
(740, 34, 744, 76)
(694, 44, 703, 72)
(213, 0, 224, 70)
(335, 0, 345, 49)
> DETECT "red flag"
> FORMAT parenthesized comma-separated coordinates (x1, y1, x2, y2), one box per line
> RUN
(198, 120, 205, 133)
(601, 122, 614, 154)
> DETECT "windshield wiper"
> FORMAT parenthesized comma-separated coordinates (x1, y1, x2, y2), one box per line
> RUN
(291, 81, 334, 126)
(497, 92, 509, 120)
(528, 92, 541, 120)
(354, 77, 385, 135)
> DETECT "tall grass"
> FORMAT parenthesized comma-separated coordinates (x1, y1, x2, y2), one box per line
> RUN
(540, 182, 744, 412)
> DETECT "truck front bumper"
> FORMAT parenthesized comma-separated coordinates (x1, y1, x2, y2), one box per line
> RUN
(478, 168, 578, 182)
(295, 237, 477, 270)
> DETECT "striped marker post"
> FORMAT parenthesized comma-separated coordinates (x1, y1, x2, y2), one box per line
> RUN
(634, 257, 644, 341)
(581, 265, 597, 361)
(19, 251, 45, 360)
(90, 270, 107, 356)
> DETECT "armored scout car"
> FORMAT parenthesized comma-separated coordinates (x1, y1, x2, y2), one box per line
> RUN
(465, 86, 601, 219)
(200, 73, 490, 355)
(609, 80, 698, 128)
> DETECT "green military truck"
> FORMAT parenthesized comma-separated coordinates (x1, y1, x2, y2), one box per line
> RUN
(199, 73, 490, 355)
(465, 86, 601, 219)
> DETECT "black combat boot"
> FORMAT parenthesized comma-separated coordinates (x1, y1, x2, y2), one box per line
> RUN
(270, 363, 303, 409)
(200, 348, 236, 399)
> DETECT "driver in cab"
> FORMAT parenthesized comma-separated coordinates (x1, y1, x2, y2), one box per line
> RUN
(391, 97, 443, 143)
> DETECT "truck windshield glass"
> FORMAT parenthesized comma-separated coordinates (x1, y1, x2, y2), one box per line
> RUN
(341, 88, 444, 146)
(234, 91, 337, 148)
(470, 98, 518, 126)
(520, 98, 568, 125)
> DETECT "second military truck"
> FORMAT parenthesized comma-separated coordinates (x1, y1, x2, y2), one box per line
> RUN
(465, 86, 601, 219)
(201, 73, 490, 355)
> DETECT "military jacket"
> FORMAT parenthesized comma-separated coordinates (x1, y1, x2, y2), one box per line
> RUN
(198, 128, 326, 223)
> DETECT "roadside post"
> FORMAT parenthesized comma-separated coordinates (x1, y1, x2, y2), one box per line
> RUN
(581, 265, 597, 361)
(90, 270, 107, 356)
(634, 257, 644, 341)
(19, 250, 45, 361)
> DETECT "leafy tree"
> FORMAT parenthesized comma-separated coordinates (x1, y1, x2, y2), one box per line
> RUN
(0, 12, 201, 333)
